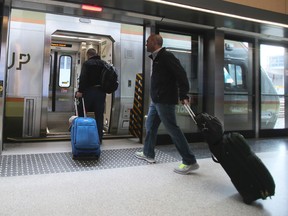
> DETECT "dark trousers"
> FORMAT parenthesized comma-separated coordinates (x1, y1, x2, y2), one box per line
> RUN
(78, 87, 106, 143)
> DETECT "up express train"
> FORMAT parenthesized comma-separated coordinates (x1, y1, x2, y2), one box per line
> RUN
(3, 9, 280, 142)
(4, 9, 144, 141)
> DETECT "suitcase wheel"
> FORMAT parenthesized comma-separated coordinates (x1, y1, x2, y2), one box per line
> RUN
(72, 154, 99, 161)
(243, 198, 253, 205)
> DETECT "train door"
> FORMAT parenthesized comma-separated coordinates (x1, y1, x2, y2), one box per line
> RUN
(47, 50, 76, 134)
(46, 33, 115, 137)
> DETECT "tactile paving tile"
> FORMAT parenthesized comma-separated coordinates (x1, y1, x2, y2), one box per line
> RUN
(0, 148, 179, 177)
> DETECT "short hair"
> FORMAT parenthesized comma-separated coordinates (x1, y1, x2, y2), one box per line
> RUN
(87, 48, 97, 57)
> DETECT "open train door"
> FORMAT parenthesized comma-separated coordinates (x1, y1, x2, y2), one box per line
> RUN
(46, 31, 115, 138)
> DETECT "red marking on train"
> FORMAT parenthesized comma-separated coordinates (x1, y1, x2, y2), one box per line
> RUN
(81, 5, 103, 12)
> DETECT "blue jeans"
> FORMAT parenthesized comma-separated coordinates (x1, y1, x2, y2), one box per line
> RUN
(143, 102, 197, 165)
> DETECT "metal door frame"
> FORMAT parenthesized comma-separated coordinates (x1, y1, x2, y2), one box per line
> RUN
(0, 0, 11, 152)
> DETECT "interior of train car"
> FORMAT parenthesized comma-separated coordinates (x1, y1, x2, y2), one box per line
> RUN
(48, 32, 114, 137)
(1, 0, 288, 149)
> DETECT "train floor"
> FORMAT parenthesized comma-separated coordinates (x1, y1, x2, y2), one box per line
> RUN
(0, 137, 287, 216)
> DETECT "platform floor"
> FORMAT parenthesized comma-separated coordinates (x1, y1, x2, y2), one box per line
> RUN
(0, 137, 287, 216)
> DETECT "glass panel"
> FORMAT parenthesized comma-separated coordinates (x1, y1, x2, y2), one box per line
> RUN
(224, 39, 253, 130)
(260, 45, 282, 129)
(158, 32, 199, 134)
(161, 33, 192, 88)
(58, 55, 72, 87)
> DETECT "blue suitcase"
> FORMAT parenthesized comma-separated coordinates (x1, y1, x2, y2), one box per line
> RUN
(70, 98, 101, 160)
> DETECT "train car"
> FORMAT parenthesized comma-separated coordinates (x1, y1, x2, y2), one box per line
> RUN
(4, 9, 144, 141)
(2, 7, 282, 143)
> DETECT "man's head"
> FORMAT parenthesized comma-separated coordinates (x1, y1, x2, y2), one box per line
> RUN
(146, 34, 163, 53)
(86, 48, 97, 58)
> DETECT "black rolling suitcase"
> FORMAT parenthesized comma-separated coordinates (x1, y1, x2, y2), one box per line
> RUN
(184, 104, 275, 204)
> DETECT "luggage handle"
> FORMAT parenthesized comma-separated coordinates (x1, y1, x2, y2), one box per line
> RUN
(184, 104, 197, 125)
(74, 97, 87, 118)
(184, 104, 221, 164)
(211, 154, 220, 163)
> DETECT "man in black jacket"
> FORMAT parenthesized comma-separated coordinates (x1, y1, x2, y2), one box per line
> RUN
(135, 34, 199, 174)
(75, 48, 106, 143)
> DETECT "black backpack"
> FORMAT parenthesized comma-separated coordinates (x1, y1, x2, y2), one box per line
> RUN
(100, 62, 119, 94)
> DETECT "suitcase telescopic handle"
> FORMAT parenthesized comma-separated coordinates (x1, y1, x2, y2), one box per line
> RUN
(74, 97, 87, 118)
(184, 104, 197, 125)
(74, 99, 78, 116)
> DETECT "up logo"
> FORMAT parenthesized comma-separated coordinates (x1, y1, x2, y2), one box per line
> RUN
(8, 52, 31, 70)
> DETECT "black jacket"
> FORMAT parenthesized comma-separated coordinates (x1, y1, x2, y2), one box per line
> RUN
(78, 55, 104, 93)
(150, 48, 189, 104)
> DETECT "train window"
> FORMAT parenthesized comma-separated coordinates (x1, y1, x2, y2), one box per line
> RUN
(59, 55, 72, 87)
(224, 63, 246, 91)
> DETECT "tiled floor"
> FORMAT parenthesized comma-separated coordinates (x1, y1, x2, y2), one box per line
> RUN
(0, 137, 287, 216)
(0, 148, 178, 177)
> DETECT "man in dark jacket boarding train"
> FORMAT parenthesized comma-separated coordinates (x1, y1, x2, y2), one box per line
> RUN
(75, 48, 106, 144)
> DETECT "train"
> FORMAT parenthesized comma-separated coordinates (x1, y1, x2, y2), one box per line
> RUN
(5, 9, 144, 141)
(224, 40, 280, 130)
(2, 8, 281, 142)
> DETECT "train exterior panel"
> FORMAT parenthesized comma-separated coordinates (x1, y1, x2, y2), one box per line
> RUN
(6, 10, 45, 138)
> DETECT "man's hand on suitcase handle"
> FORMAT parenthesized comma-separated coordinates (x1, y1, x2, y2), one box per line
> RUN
(75, 91, 83, 98)
(181, 98, 190, 105)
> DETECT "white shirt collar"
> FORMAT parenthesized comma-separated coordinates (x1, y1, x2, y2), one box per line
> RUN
(151, 47, 162, 60)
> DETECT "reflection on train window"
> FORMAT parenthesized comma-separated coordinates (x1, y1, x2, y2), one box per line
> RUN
(59, 55, 72, 87)
(224, 39, 252, 131)
(224, 63, 246, 91)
